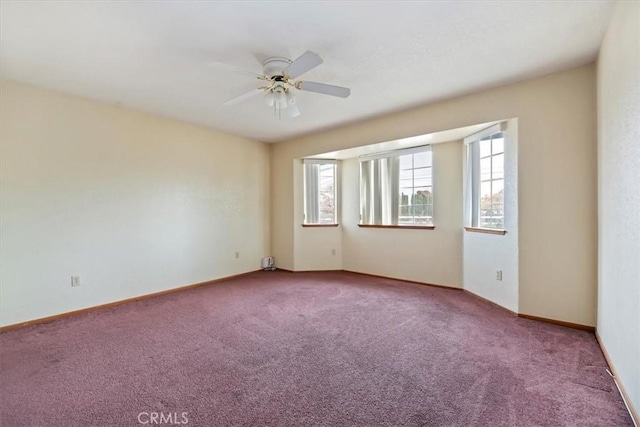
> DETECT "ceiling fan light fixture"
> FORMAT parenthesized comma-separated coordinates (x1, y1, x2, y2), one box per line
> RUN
(285, 100, 301, 118)
(274, 88, 287, 109)
(285, 90, 296, 104)
(264, 91, 275, 107)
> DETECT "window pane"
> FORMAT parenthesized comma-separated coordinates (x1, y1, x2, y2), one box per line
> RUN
(480, 181, 492, 211)
(480, 157, 491, 181)
(492, 136, 504, 155)
(414, 151, 431, 168)
(481, 180, 503, 230)
(398, 215, 412, 224)
(400, 169, 413, 182)
(363, 149, 434, 227)
(319, 186, 335, 223)
(414, 187, 433, 225)
(480, 138, 491, 158)
(413, 205, 433, 225)
(319, 164, 335, 181)
(482, 203, 503, 229)
(319, 212, 334, 223)
(412, 187, 432, 205)
(412, 205, 428, 224)
(399, 181, 414, 192)
(399, 203, 411, 218)
(414, 177, 432, 188)
(414, 167, 430, 180)
(320, 175, 333, 188)
(492, 153, 504, 179)
(308, 163, 336, 224)
(398, 201, 413, 224)
(399, 190, 411, 208)
(470, 133, 506, 229)
(399, 155, 413, 170)
(492, 179, 504, 201)
(480, 213, 494, 229)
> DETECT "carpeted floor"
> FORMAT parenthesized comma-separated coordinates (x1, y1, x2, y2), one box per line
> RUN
(0, 271, 632, 426)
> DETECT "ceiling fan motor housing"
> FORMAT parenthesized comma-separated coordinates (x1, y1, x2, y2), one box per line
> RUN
(263, 57, 292, 78)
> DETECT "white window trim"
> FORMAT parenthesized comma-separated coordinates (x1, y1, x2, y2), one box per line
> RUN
(303, 159, 338, 225)
(359, 145, 434, 162)
(303, 158, 337, 165)
(464, 123, 507, 230)
(463, 123, 503, 145)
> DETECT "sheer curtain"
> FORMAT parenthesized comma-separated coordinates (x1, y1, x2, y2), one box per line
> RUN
(359, 156, 400, 225)
(360, 160, 374, 224)
(381, 157, 399, 225)
(463, 140, 477, 227)
(303, 162, 320, 224)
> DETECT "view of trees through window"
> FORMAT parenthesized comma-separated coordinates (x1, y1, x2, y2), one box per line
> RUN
(318, 163, 336, 223)
(399, 151, 433, 225)
(479, 133, 504, 229)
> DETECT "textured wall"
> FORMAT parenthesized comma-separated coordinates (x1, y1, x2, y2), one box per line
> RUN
(597, 0, 640, 417)
(0, 80, 270, 326)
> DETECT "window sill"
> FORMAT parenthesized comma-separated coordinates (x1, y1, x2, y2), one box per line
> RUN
(464, 227, 506, 235)
(302, 223, 340, 227)
(358, 224, 435, 230)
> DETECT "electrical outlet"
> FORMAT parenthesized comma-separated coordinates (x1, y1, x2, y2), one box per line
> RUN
(331, 249, 336, 256)
(496, 270, 503, 281)
(235, 252, 240, 259)
(71, 276, 81, 287)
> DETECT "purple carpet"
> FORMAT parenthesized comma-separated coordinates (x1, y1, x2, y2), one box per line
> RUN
(0, 271, 632, 426)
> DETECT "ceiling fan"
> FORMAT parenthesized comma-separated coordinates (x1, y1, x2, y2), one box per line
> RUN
(212, 51, 351, 118)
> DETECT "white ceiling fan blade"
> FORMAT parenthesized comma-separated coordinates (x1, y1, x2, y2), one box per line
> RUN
(298, 81, 351, 98)
(223, 88, 263, 106)
(283, 51, 323, 79)
(207, 62, 265, 78)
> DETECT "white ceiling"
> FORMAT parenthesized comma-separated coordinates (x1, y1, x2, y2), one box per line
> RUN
(0, 1, 614, 143)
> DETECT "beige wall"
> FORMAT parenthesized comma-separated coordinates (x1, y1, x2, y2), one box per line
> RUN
(342, 141, 463, 287)
(0, 79, 270, 327)
(1, 64, 600, 329)
(597, 0, 640, 416)
(272, 64, 597, 326)
(271, 145, 294, 270)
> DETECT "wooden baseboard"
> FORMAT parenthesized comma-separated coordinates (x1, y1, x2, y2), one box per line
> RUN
(342, 270, 462, 291)
(0, 270, 261, 333)
(463, 289, 518, 315)
(463, 291, 595, 333)
(596, 331, 639, 426)
(517, 313, 595, 332)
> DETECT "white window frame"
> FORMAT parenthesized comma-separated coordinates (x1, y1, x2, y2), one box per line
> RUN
(464, 123, 506, 231)
(359, 145, 433, 227)
(303, 159, 337, 225)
